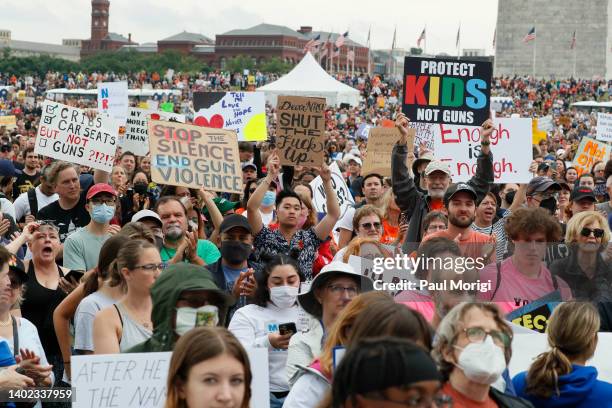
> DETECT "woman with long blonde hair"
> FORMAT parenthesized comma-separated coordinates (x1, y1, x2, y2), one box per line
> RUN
(513, 302, 612, 407)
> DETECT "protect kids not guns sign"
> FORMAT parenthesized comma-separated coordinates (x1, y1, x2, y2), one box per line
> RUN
(402, 57, 492, 126)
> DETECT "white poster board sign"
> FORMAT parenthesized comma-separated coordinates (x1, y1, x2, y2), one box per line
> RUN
(97, 81, 128, 127)
(434, 118, 533, 183)
(310, 162, 354, 217)
(124, 108, 186, 156)
(597, 112, 612, 142)
(509, 333, 612, 382)
(35, 100, 118, 172)
(72, 348, 270, 408)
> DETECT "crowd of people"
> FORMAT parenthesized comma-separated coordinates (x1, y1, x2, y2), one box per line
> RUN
(0, 67, 610, 408)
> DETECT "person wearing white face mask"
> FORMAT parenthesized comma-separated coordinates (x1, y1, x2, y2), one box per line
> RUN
(63, 183, 121, 272)
(228, 251, 304, 408)
(432, 302, 534, 408)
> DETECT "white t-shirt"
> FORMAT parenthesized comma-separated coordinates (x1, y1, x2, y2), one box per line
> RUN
(0, 198, 15, 221)
(73, 291, 117, 351)
(13, 186, 59, 221)
(228, 303, 301, 392)
(336, 206, 356, 232)
(242, 209, 275, 226)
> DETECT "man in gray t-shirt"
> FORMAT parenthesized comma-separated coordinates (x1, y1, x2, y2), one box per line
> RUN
(63, 183, 118, 271)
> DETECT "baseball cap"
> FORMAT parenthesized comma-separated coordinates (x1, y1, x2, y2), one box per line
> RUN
(0, 159, 22, 177)
(132, 209, 162, 227)
(527, 176, 561, 195)
(343, 154, 363, 167)
(86, 183, 117, 200)
(443, 183, 477, 206)
(424, 160, 451, 176)
(242, 162, 257, 172)
(8, 255, 27, 285)
(203, 197, 240, 216)
(220, 214, 252, 234)
(412, 151, 434, 176)
(570, 187, 596, 202)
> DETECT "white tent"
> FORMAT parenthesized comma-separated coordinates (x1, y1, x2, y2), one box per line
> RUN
(258, 52, 361, 107)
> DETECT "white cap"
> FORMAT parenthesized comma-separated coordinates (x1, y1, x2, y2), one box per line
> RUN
(131, 209, 162, 227)
(343, 154, 363, 167)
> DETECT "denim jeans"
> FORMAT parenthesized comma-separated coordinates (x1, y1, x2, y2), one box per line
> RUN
(270, 393, 286, 408)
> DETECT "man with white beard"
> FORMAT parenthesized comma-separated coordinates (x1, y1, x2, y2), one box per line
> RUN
(155, 196, 220, 266)
(392, 114, 495, 254)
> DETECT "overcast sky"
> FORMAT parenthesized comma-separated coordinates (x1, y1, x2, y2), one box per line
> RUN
(5, 0, 498, 54)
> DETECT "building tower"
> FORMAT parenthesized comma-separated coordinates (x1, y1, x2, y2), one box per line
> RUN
(90, 0, 109, 51)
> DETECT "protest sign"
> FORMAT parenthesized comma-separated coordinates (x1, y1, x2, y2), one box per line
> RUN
(355, 123, 372, 139)
(193, 92, 267, 141)
(276, 96, 326, 167)
(0, 115, 17, 130)
(148, 120, 242, 194)
(509, 333, 612, 382)
(124, 108, 186, 156)
(573, 136, 611, 176)
(35, 100, 118, 172)
(362, 127, 412, 177)
(160, 102, 174, 113)
(97, 81, 128, 127)
(597, 112, 612, 142)
(310, 162, 354, 218)
(72, 348, 270, 408)
(434, 118, 533, 183)
(538, 115, 554, 132)
(531, 119, 547, 145)
(506, 291, 562, 333)
(409, 122, 435, 152)
(402, 57, 492, 125)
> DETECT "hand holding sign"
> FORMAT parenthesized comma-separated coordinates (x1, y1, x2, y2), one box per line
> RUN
(480, 119, 494, 155)
(395, 113, 411, 145)
(319, 163, 332, 183)
(266, 152, 281, 182)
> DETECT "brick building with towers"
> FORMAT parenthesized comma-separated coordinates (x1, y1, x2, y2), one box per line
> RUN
(495, 0, 612, 79)
(81, 0, 133, 57)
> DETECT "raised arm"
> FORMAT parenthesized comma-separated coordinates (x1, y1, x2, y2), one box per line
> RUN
(247, 153, 280, 235)
(468, 119, 495, 199)
(200, 188, 223, 245)
(391, 113, 420, 218)
(313, 164, 340, 241)
(508, 183, 527, 213)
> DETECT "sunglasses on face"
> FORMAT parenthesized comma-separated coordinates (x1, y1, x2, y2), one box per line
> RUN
(360, 222, 382, 230)
(581, 227, 605, 238)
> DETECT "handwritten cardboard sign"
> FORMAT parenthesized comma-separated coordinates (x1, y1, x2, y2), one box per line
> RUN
(434, 118, 533, 183)
(409, 122, 435, 152)
(35, 100, 118, 172)
(124, 108, 186, 156)
(402, 57, 492, 125)
(310, 162, 354, 218)
(573, 136, 611, 176)
(148, 120, 242, 194)
(276, 96, 326, 167)
(72, 349, 270, 408)
(0, 115, 16, 130)
(597, 112, 612, 142)
(193, 92, 267, 141)
(362, 127, 413, 177)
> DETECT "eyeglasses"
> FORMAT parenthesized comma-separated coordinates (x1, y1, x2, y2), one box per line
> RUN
(91, 198, 117, 206)
(581, 227, 605, 238)
(461, 326, 511, 348)
(133, 263, 168, 272)
(327, 285, 359, 296)
(362, 392, 453, 407)
(360, 222, 382, 230)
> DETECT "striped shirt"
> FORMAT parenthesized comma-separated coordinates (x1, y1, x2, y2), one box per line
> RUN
(471, 210, 512, 260)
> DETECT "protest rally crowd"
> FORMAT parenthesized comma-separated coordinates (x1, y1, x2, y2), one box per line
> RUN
(0, 62, 612, 408)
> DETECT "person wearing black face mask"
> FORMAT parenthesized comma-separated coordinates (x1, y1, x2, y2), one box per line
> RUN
(206, 214, 260, 322)
(525, 176, 562, 216)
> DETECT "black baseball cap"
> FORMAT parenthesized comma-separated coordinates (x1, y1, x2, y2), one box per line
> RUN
(570, 187, 596, 202)
(527, 176, 561, 195)
(220, 214, 252, 234)
(443, 183, 477, 206)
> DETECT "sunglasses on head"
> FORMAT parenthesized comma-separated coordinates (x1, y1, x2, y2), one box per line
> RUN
(581, 227, 605, 238)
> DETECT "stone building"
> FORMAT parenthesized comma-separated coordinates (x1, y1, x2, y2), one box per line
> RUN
(495, 0, 612, 78)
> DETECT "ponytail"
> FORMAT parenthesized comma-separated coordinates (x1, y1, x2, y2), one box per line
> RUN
(525, 346, 573, 398)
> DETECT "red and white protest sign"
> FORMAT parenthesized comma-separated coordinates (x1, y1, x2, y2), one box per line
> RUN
(434, 118, 533, 183)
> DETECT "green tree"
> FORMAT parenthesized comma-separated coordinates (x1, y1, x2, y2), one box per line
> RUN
(1, 47, 10, 59)
(226, 55, 256, 73)
(260, 57, 291, 74)
(410, 47, 423, 55)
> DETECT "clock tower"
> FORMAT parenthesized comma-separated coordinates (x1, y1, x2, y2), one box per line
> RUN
(90, 0, 109, 50)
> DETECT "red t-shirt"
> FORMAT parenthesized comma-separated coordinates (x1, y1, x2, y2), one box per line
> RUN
(442, 383, 499, 408)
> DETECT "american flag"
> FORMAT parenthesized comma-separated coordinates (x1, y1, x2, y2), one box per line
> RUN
(348, 49, 355, 62)
(303, 34, 321, 53)
(523, 27, 536, 43)
(570, 30, 576, 49)
(335, 31, 349, 48)
(417, 28, 426, 47)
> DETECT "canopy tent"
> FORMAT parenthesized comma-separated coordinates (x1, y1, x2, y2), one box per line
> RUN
(258, 52, 361, 107)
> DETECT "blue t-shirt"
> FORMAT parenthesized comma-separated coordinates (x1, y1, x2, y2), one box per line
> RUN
(222, 264, 248, 294)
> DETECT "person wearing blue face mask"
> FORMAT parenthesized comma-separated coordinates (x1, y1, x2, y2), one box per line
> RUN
(63, 183, 119, 272)
(243, 178, 278, 227)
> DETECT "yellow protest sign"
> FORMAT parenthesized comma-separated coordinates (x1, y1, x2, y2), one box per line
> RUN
(572, 136, 610, 176)
(0, 116, 17, 130)
(532, 119, 547, 145)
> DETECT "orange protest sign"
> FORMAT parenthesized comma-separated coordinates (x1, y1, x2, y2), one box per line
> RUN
(572, 136, 610, 176)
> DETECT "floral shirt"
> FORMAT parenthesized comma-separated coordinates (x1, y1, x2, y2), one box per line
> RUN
(254, 226, 324, 281)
